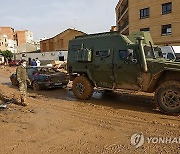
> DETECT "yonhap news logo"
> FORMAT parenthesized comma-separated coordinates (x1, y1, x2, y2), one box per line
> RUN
(131, 133, 180, 148)
(131, 133, 145, 148)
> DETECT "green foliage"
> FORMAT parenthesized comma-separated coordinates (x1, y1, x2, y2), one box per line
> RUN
(0, 50, 13, 59)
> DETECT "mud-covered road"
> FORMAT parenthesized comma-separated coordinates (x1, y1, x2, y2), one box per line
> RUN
(0, 66, 179, 154)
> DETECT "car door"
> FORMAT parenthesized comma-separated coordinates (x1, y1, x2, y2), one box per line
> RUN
(92, 49, 114, 88)
(113, 47, 141, 90)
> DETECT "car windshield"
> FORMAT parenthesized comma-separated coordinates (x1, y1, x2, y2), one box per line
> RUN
(144, 45, 163, 58)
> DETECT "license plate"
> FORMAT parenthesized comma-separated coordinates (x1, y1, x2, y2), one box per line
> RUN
(54, 83, 62, 86)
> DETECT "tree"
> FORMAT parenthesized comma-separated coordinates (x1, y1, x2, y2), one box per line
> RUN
(0, 50, 13, 65)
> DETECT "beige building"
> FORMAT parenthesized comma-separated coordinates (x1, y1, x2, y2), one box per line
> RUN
(0, 27, 34, 53)
(116, 0, 180, 45)
(15, 30, 33, 46)
(0, 27, 15, 40)
(0, 34, 17, 53)
(40, 28, 86, 52)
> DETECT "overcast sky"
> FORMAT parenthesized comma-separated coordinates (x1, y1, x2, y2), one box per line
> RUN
(0, 0, 118, 40)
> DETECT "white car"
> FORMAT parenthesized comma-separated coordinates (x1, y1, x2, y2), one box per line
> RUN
(161, 46, 180, 61)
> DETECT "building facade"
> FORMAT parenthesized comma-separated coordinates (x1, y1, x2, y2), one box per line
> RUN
(0, 34, 17, 53)
(0, 27, 15, 40)
(40, 29, 86, 52)
(15, 30, 33, 46)
(0, 27, 34, 53)
(116, 0, 180, 45)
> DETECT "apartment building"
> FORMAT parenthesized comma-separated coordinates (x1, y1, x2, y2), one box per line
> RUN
(40, 28, 86, 52)
(0, 27, 35, 53)
(116, 0, 180, 45)
(0, 34, 17, 53)
(0, 27, 15, 40)
(15, 30, 33, 46)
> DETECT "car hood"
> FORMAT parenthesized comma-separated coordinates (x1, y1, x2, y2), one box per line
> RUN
(146, 58, 180, 74)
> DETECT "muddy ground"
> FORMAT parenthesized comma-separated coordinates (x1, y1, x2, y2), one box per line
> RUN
(0, 66, 179, 154)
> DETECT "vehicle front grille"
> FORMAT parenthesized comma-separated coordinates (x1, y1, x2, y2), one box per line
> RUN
(49, 75, 66, 82)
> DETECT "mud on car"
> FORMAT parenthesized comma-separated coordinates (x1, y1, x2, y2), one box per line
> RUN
(10, 66, 69, 91)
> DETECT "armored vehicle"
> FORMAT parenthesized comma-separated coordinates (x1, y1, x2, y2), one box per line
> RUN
(67, 31, 180, 115)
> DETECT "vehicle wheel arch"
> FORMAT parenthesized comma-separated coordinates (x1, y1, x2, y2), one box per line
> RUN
(72, 70, 95, 86)
(155, 80, 180, 115)
(148, 70, 180, 92)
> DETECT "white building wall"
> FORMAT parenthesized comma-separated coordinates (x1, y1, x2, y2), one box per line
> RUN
(25, 31, 34, 44)
(15, 51, 68, 65)
(7, 39, 17, 53)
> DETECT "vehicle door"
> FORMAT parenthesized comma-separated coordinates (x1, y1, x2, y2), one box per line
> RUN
(113, 47, 141, 90)
(92, 49, 114, 88)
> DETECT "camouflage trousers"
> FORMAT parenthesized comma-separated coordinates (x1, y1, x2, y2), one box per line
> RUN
(19, 81, 27, 103)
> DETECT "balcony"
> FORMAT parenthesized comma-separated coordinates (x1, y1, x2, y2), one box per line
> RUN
(121, 2, 128, 16)
(120, 21, 129, 31)
(117, 2, 129, 24)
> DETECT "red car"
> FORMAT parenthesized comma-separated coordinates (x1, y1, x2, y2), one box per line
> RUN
(9, 60, 20, 67)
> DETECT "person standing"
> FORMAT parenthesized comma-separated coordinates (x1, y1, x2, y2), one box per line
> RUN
(35, 58, 41, 67)
(16, 60, 30, 106)
(31, 59, 37, 66)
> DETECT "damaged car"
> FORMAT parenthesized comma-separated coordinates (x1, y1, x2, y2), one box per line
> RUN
(10, 66, 69, 91)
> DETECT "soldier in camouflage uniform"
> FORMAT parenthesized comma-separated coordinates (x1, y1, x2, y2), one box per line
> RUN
(16, 60, 30, 106)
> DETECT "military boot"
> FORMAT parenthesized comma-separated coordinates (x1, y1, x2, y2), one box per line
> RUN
(21, 97, 28, 106)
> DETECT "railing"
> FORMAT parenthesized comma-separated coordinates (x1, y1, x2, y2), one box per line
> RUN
(117, 1, 128, 22)
(121, 2, 128, 16)
(120, 21, 129, 30)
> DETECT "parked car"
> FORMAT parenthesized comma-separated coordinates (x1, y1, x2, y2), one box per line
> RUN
(10, 66, 69, 90)
(9, 60, 20, 66)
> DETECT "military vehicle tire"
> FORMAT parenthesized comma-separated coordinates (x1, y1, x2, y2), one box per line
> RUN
(72, 76, 94, 100)
(155, 81, 180, 116)
(32, 81, 41, 91)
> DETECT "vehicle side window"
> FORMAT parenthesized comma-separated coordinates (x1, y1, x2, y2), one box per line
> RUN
(167, 53, 175, 60)
(96, 50, 110, 58)
(119, 49, 137, 63)
(119, 50, 128, 59)
(176, 53, 180, 60)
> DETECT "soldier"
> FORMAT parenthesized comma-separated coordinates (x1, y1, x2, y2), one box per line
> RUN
(16, 60, 30, 106)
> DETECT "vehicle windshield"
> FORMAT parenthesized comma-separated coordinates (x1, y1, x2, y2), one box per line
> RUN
(144, 45, 163, 58)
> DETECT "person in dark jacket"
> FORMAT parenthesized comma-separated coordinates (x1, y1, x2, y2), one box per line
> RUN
(31, 59, 37, 66)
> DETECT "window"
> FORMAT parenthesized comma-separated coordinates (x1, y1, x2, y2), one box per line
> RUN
(140, 28, 150, 32)
(119, 50, 128, 59)
(162, 2, 172, 15)
(162, 24, 172, 35)
(119, 49, 137, 63)
(167, 53, 175, 60)
(59, 56, 65, 61)
(140, 8, 149, 19)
